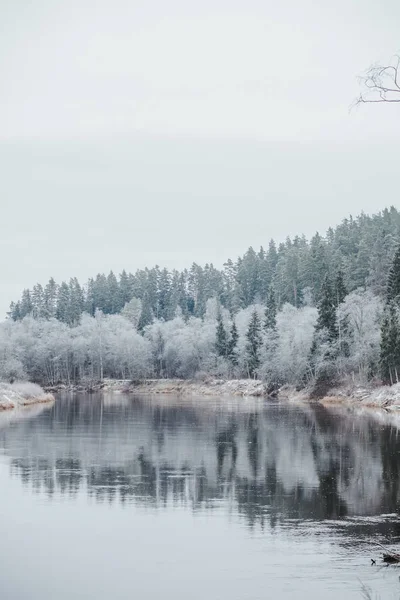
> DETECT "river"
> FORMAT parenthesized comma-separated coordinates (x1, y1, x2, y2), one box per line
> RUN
(0, 394, 399, 599)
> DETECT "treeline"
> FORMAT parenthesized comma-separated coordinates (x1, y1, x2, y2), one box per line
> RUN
(0, 288, 382, 387)
(2, 206, 400, 389)
(8, 206, 400, 327)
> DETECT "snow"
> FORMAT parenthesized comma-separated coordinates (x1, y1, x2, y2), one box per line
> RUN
(0, 382, 54, 411)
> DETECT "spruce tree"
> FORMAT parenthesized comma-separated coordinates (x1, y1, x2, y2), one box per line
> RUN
(316, 275, 337, 341)
(246, 309, 262, 378)
(227, 321, 239, 366)
(215, 312, 228, 358)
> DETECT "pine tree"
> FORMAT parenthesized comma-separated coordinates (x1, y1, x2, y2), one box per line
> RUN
(307, 232, 329, 301)
(43, 277, 58, 319)
(316, 275, 337, 341)
(85, 278, 96, 316)
(56, 282, 71, 324)
(119, 270, 132, 309)
(69, 278, 84, 325)
(107, 271, 120, 314)
(92, 274, 109, 313)
(7, 207, 400, 338)
(237, 247, 260, 306)
(367, 230, 397, 296)
(31, 284, 44, 319)
(246, 309, 262, 378)
(264, 287, 277, 331)
(215, 312, 228, 357)
(20, 289, 33, 318)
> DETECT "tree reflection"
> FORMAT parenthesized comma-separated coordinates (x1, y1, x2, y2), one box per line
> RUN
(5, 395, 400, 538)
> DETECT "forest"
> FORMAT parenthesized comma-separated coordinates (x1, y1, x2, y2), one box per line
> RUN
(2, 206, 400, 389)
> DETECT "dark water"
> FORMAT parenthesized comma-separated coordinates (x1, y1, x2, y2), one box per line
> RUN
(1, 395, 400, 599)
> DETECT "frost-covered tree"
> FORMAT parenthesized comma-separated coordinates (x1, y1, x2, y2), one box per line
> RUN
(337, 290, 383, 381)
(121, 297, 142, 330)
(4, 206, 400, 388)
(8, 206, 400, 329)
(273, 304, 317, 385)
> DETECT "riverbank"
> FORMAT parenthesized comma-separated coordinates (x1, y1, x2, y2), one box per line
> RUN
(44, 377, 400, 410)
(0, 382, 55, 411)
(317, 381, 400, 411)
(48, 378, 268, 397)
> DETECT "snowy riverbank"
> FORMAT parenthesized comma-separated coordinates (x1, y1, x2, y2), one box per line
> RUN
(0, 382, 55, 411)
(44, 378, 400, 410)
(47, 378, 268, 397)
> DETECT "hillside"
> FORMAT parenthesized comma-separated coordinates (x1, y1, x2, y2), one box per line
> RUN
(2, 206, 400, 392)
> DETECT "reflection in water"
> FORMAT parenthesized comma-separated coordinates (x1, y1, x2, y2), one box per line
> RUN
(3, 395, 400, 537)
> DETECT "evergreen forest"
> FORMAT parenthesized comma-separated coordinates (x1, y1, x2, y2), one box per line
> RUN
(3, 206, 400, 389)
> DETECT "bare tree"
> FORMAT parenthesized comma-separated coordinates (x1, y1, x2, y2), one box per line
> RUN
(356, 55, 400, 105)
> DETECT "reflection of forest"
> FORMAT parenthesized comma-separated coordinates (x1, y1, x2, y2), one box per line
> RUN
(3, 395, 400, 534)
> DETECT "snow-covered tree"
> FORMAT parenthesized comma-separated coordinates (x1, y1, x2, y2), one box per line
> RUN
(337, 290, 383, 381)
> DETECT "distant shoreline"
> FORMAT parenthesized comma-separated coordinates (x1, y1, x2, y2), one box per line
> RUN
(44, 378, 400, 411)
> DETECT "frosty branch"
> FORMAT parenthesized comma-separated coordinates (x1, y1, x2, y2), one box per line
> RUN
(356, 56, 400, 105)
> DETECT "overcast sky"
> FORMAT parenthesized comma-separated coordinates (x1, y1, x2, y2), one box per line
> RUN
(1, 0, 400, 317)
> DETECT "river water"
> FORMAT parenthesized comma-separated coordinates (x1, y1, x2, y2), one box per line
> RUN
(1, 394, 400, 599)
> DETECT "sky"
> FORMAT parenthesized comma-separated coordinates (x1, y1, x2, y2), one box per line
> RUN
(1, 0, 400, 317)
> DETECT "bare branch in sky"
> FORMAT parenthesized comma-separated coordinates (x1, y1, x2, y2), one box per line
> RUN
(355, 55, 400, 106)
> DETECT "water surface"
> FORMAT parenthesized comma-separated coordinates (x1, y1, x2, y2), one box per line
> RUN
(1, 394, 400, 599)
